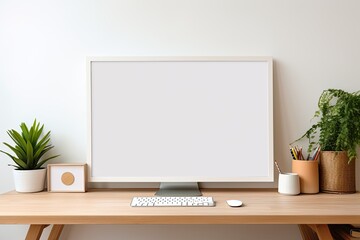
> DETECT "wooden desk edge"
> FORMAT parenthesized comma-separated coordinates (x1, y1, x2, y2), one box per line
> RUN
(1, 215, 359, 225)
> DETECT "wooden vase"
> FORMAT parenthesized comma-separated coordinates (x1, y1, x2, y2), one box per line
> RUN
(319, 151, 356, 193)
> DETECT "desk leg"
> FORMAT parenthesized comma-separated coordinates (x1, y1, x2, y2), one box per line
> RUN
(298, 224, 333, 240)
(26, 224, 48, 240)
(48, 225, 65, 240)
(298, 224, 319, 240)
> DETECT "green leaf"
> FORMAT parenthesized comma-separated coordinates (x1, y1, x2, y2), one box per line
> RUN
(33, 141, 50, 161)
(12, 157, 28, 169)
(35, 154, 60, 169)
(0, 150, 27, 169)
(0, 150, 16, 160)
(32, 124, 44, 148)
(29, 119, 38, 145)
(35, 145, 54, 162)
(15, 145, 26, 158)
(20, 122, 30, 142)
(34, 135, 50, 154)
(8, 130, 27, 151)
(3, 142, 26, 160)
(26, 141, 34, 168)
(35, 131, 51, 151)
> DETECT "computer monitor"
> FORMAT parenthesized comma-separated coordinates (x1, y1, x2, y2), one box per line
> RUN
(87, 57, 273, 196)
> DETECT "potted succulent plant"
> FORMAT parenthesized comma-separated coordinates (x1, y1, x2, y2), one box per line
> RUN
(295, 89, 360, 193)
(0, 119, 59, 192)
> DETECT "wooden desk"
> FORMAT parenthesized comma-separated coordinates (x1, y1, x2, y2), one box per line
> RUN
(0, 189, 359, 240)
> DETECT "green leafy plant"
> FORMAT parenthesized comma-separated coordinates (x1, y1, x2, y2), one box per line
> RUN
(0, 119, 59, 170)
(295, 89, 360, 162)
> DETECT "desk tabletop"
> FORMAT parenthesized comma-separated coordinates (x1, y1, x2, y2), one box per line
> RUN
(0, 188, 359, 225)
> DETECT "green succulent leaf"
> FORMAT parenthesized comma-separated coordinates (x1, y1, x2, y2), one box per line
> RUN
(33, 141, 50, 160)
(12, 157, 28, 169)
(0, 150, 27, 169)
(36, 145, 54, 160)
(3, 142, 25, 160)
(20, 123, 30, 142)
(1, 119, 59, 169)
(35, 155, 60, 169)
(35, 131, 51, 151)
(32, 124, 44, 149)
(0, 150, 16, 161)
(8, 130, 27, 152)
(26, 140, 34, 168)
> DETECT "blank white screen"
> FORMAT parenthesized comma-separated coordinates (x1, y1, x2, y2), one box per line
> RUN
(89, 58, 273, 182)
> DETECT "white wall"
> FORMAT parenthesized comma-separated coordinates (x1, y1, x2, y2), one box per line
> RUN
(1, 0, 360, 239)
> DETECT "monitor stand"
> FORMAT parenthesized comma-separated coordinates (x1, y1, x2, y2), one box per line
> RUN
(155, 182, 202, 196)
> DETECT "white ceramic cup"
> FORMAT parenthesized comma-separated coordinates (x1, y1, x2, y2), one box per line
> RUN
(278, 173, 300, 195)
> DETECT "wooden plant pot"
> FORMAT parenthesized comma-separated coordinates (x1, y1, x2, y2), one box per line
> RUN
(319, 151, 356, 194)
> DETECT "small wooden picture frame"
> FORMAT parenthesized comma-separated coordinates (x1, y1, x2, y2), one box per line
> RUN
(47, 164, 87, 192)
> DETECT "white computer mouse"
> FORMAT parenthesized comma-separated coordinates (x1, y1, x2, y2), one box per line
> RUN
(226, 200, 243, 207)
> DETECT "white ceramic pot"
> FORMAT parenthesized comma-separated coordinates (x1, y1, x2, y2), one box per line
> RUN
(13, 168, 46, 193)
(278, 173, 300, 195)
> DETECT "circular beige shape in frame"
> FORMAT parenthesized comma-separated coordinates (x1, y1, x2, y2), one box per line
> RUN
(61, 172, 75, 186)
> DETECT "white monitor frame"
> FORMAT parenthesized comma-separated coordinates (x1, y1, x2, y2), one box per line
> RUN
(87, 56, 273, 183)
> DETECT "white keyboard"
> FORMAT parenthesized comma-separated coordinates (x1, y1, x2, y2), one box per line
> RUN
(131, 196, 215, 207)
